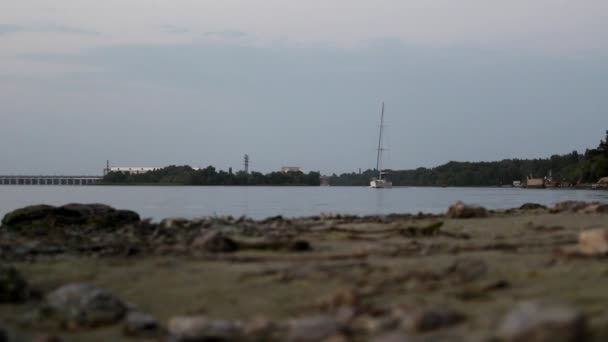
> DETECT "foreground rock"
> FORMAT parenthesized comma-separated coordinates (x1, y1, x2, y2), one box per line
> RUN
(497, 301, 586, 342)
(44, 283, 127, 328)
(168, 316, 242, 341)
(1, 204, 140, 233)
(0, 265, 29, 303)
(447, 201, 487, 219)
(578, 228, 608, 256)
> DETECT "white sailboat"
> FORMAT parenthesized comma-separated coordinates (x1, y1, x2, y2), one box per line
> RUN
(370, 102, 393, 188)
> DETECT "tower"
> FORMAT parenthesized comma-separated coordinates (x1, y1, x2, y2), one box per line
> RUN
(104, 160, 110, 175)
(244, 154, 249, 174)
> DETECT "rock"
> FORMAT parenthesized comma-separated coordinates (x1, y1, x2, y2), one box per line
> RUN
(447, 201, 487, 219)
(168, 316, 242, 341)
(289, 240, 312, 252)
(578, 228, 608, 256)
(394, 306, 466, 333)
(0, 265, 29, 303)
(45, 283, 127, 328)
(160, 217, 190, 229)
(445, 258, 487, 283)
(190, 231, 239, 253)
(124, 311, 162, 338)
(1, 204, 140, 232)
(287, 315, 344, 342)
(553, 201, 592, 213)
(519, 203, 547, 210)
(372, 332, 411, 342)
(497, 301, 586, 342)
(580, 203, 608, 214)
(243, 317, 283, 340)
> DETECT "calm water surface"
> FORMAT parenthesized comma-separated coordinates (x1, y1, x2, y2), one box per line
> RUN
(0, 186, 607, 221)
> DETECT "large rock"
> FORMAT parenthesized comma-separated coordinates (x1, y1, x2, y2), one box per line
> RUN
(168, 316, 242, 341)
(578, 228, 608, 256)
(497, 301, 586, 342)
(45, 283, 127, 328)
(447, 201, 487, 219)
(1, 204, 140, 232)
(0, 265, 29, 303)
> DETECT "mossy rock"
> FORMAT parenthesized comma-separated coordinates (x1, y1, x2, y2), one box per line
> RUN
(1, 204, 140, 233)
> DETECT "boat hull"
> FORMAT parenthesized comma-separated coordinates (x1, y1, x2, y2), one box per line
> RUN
(370, 180, 393, 188)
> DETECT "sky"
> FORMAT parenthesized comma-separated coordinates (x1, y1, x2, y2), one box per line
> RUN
(1, 0, 607, 175)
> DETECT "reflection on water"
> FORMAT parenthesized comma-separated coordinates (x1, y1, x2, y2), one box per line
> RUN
(0, 186, 607, 220)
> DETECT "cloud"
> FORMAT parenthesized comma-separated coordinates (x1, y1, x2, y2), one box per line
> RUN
(0, 23, 99, 36)
(0, 24, 24, 35)
(204, 29, 248, 40)
(160, 24, 190, 35)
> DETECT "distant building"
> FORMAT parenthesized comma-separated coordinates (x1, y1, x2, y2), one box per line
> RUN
(525, 178, 545, 189)
(320, 176, 330, 186)
(281, 166, 302, 173)
(109, 167, 161, 175)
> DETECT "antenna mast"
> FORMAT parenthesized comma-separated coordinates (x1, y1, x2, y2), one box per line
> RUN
(375, 102, 385, 180)
(244, 154, 249, 174)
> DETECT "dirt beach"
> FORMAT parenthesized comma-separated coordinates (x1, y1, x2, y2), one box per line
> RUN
(0, 201, 607, 341)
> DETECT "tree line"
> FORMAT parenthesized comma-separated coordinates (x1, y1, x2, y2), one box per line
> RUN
(102, 166, 321, 186)
(329, 130, 608, 187)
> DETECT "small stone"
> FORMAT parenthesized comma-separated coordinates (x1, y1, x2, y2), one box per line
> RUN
(447, 201, 487, 219)
(124, 311, 161, 338)
(190, 231, 239, 253)
(168, 316, 242, 341)
(45, 283, 126, 328)
(578, 228, 608, 256)
(497, 301, 586, 342)
(0, 265, 29, 303)
(394, 306, 466, 333)
(287, 315, 343, 342)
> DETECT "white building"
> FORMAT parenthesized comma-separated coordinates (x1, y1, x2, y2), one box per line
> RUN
(108, 167, 161, 175)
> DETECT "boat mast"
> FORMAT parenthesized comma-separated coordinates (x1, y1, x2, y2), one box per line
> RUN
(375, 102, 385, 180)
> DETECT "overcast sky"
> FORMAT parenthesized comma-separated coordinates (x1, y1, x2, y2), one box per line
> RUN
(1, 1, 607, 175)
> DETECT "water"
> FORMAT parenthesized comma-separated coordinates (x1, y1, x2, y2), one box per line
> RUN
(0, 186, 607, 221)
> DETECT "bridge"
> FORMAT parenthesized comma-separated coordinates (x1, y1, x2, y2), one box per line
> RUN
(0, 175, 102, 186)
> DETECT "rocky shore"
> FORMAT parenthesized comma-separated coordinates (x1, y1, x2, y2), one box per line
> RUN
(0, 201, 607, 341)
